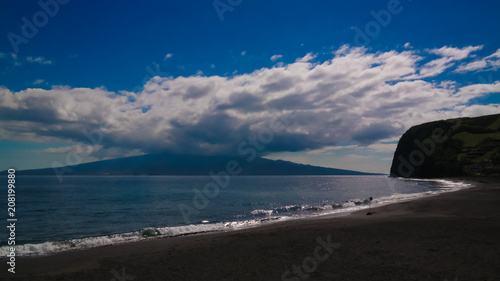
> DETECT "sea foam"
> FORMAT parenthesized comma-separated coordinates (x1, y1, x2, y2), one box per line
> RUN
(0, 178, 470, 257)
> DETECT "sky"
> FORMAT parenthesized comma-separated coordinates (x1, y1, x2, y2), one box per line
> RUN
(0, 0, 499, 174)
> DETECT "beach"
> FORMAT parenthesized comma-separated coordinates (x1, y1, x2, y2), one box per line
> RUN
(3, 177, 499, 281)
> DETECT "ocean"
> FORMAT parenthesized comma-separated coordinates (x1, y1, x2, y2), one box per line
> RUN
(1, 175, 470, 257)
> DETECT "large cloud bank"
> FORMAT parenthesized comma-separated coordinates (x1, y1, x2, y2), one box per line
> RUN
(1, 45, 499, 158)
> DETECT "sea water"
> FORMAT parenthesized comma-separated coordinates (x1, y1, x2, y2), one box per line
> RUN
(0, 175, 470, 256)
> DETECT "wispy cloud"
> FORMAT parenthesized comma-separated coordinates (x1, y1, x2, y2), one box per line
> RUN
(406, 45, 483, 79)
(33, 79, 45, 85)
(164, 53, 173, 60)
(454, 48, 500, 73)
(0, 52, 21, 66)
(428, 45, 483, 59)
(27, 56, 53, 64)
(270, 54, 283, 62)
(1, 53, 53, 66)
(296, 53, 316, 63)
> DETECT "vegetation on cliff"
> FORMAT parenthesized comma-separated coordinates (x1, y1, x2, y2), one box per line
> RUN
(390, 113, 500, 178)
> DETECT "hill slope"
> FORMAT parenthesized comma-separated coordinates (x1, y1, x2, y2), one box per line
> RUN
(17, 153, 378, 176)
(390, 113, 500, 178)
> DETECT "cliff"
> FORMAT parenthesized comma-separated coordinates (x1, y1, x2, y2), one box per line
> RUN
(390, 113, 500, 178)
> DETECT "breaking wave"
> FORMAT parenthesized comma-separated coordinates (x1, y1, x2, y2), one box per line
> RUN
(0, 178, 470, 257)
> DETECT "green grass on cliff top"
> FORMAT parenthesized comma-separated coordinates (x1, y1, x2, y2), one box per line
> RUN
(450, 114, 500, 164)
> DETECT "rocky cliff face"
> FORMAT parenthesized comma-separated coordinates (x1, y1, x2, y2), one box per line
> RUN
(390, 113, 500, 178)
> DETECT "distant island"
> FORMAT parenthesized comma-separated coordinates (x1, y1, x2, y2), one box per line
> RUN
(15, 153, 380, 176)
(390, 113, 500, 178)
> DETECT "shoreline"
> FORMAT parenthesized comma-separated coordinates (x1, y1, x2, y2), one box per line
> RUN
(3, 176, 499, 280)
(1, 177, 470, 258)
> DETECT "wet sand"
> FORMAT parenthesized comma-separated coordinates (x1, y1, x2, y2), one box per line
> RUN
(3, 177, 500, 281)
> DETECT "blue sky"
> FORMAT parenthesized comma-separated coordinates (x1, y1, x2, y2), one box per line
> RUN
(1, 0, 499, 173)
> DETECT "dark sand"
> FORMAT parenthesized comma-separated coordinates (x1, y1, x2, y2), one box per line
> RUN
(3, 177, 500, 281)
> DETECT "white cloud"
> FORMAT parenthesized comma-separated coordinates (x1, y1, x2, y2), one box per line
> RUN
(27, 56, 53, 64)
(306, 145, 359, 155)
(306, 143, 396, 159)
(454, 60, 488, 73)
(44, 146, 73, 153)
(404, 42, 411, 49)
(428, 45, 483, 60)
(486, 49, 500, 59)
(241, 51, 246, 56)
(124, 149, 146, 157)
(1, 45, 499, 160)
(164, 53, 173, 60)
(44, 145, 103, 154)
(296, 53, 316, 63)
(344, 154, 372, 159)
(454, 81, 500, 100)
(270, 54, 283, 62)
(454, 48, 500, 73)
(33, 79, 45, 85)
(365, 143, 398, 153)
(406, 45, 483, 79)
